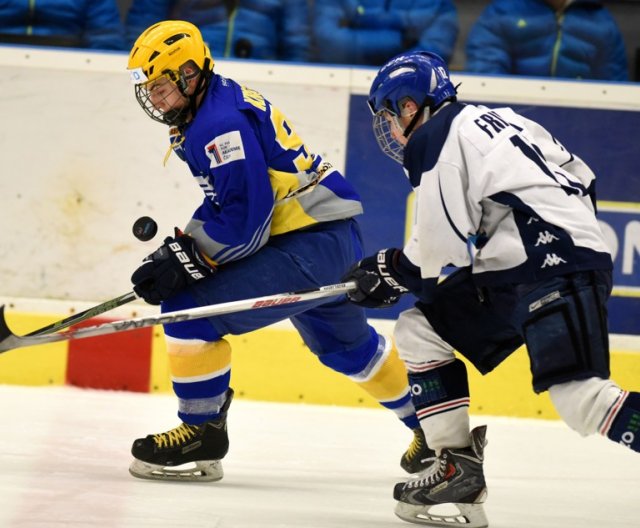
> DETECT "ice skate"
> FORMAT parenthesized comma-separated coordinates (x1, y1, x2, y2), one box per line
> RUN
(401, 426, 436, 474)
(394, 425, 488, 528)
(129, 389, 233, 482)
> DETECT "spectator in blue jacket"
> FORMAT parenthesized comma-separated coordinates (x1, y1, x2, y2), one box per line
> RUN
(312, 0, 458, 66)
(125, 0, 310, 62)
(0, 0, 125, 50)
(465, 0, 628, 81)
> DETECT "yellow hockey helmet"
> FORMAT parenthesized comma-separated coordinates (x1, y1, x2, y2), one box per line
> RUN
(128, 20, 213, 84)
(128, 20, 214, 125)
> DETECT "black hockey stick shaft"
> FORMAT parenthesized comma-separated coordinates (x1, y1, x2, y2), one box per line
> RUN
(0, 282, 357, 353)
(25, 291, 137, 336)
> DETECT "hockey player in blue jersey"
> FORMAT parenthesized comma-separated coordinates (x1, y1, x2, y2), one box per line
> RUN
(125, 20, 432, 482)
(343, 51, 640, 527)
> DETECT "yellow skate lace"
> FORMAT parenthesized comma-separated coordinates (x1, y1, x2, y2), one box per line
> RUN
(405, 428, 425, 459)
(153, 423, 201, 449)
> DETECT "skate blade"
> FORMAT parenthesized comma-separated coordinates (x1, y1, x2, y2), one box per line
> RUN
(129, 459, 223, 482)
(394, 490, 488, 528)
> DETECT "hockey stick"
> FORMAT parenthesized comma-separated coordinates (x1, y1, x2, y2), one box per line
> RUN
(25, 291, 137, 337)
(0, 282, 357, 354)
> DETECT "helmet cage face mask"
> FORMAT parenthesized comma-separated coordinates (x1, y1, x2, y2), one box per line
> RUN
(367, 51, 456, 163)
(369, 95, 420, 164)
(372, 112, 406, 164)
(133, 71, 192, 126)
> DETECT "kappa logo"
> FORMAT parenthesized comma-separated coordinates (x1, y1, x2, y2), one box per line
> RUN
(541, 253, 567, 268)
(534, 230, 559, 246)
(205, 130, 245, 168)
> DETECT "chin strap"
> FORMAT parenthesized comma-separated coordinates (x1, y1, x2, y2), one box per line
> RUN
(165, 62, 213, 127)
(402, 95, 458, 139)
(402, 96, 432, 138)
(186, 63, 212, 122)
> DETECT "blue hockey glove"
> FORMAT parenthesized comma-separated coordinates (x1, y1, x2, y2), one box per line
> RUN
(131, 229, 215, 305)
(341, 249, 409, 308)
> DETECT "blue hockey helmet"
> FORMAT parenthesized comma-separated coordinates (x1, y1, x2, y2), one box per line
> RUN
(368, 51, 456, 117)
(368, 51, 457, 163)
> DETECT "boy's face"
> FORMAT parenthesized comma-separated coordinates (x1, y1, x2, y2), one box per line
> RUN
(384, 112, 410, 146)
(146, 75, 188, 115)
(384, 98, 421, 145)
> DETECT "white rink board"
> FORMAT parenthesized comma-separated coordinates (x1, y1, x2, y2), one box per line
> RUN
(0, 46, 639, 302)
(0, 48, 350, 301)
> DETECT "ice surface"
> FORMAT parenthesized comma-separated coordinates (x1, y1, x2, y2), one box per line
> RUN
(0, 385, 638, 528)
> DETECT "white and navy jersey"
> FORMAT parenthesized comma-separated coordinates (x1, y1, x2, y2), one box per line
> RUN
(402, 102, 612, 299)
(171, 75, 362, 266)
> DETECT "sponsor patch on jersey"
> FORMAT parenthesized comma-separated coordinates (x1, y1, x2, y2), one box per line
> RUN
(205, 131, 245, 168)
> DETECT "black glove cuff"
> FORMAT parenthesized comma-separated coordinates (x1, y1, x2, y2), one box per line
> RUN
(391, 250, 422, 293)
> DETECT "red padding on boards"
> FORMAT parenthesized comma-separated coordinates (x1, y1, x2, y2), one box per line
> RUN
(66, 318, 153, 392)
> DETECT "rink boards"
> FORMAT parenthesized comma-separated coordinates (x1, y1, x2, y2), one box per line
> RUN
(0, 48, 638, 420)
(0, 303, 638, 420)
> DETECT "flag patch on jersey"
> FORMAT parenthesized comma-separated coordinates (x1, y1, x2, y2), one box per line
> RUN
(205, 131, 245, 168)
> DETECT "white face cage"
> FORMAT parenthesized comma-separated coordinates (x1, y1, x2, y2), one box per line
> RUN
(372, 113, 405, 164)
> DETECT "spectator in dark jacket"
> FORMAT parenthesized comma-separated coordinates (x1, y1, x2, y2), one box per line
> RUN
(465, 0, 628, 81)
(312, 0, 458, 66)
(125, 0, 310, 62)
(0, 0, 125, 50)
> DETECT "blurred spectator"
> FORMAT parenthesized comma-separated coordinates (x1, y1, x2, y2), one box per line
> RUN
(465, 0, 628, 81)
(125, 0, 310, 62)
(311, 0, 458, 66)
(0, 0, 125, 50)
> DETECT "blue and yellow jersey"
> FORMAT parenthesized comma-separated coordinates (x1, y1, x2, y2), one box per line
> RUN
(171, 75, 363, 265)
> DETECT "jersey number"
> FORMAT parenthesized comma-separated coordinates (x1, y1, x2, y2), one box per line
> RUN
(510, 135, 581, 196)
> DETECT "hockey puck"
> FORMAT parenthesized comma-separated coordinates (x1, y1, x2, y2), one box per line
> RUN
(132, 216, 158, 242)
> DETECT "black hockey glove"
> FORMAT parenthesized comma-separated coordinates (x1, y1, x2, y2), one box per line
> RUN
(131, 229, 215, 305)
(341, 249, 409, 308)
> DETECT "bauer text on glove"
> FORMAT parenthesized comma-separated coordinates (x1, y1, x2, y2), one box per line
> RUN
(131, 230, 215, 305)
(341, 249, 409, 308)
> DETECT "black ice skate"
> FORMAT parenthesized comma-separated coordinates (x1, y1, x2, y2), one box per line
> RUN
(394, 425, 488, 528)
(129, 389, 233, 482)
(401, 426, 436, 474)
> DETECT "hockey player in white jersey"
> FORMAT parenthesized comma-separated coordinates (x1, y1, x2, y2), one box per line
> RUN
(343, 50, 640, 527)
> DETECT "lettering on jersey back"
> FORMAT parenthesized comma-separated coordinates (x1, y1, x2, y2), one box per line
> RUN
(241, 86, 266, 111)
(473, 110, 521, 139)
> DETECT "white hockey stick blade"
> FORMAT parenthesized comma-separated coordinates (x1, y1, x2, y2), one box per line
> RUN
(0, 282, 357, 354)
